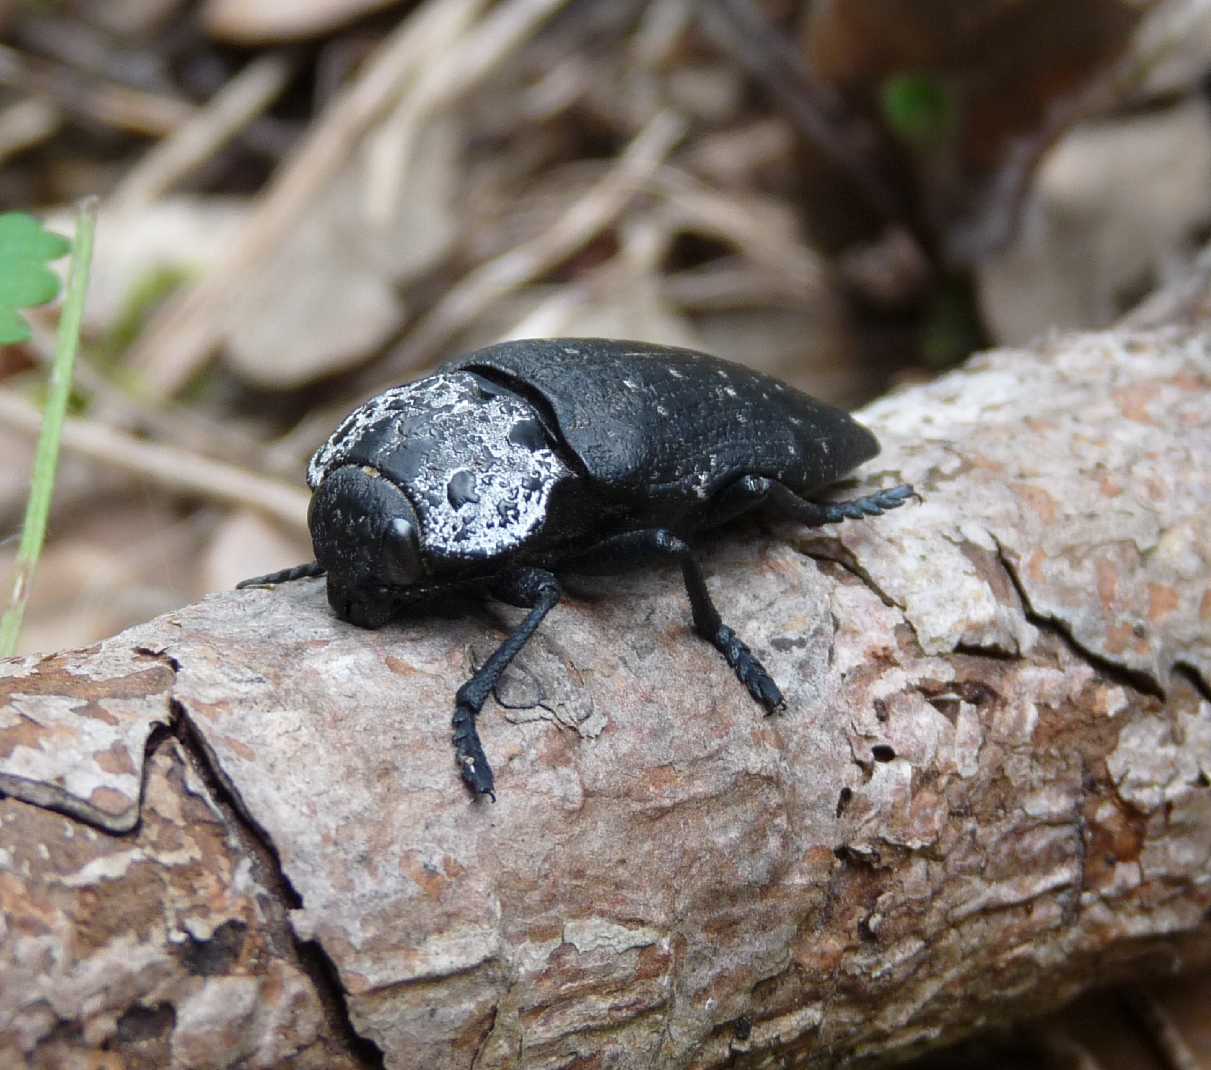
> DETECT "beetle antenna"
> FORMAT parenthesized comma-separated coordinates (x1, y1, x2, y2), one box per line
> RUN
(236, 562, 326, 589)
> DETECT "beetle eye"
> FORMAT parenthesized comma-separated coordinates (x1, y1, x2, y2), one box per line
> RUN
(382, 515, 422, 587)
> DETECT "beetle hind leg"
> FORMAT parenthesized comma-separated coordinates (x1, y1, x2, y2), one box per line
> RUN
(767, 481, 915, 526)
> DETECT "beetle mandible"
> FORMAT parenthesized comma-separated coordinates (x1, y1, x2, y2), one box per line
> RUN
(239, 338, 914, 801)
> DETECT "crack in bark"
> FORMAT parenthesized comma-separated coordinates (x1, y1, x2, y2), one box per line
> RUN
(141, 653, 387, 1070)
(469, 1000, 500, 1070)
(0, 645, 382, 1067)
(1063, 754, 1092, 929)
(0, 742, 160, 832)
(991, 541, 1167, 700)
(792, 537, 905, 612)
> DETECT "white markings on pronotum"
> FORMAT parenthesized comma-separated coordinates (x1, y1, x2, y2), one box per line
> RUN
(310, 372, 571, 562)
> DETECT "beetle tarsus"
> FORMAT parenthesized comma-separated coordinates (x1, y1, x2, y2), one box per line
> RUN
(765, 481, 915, 527)
(452, 704, 496, 801)
(820, 483, 915, 522)
(713, 624, 785, 713)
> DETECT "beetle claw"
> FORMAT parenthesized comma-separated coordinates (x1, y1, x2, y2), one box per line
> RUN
(878, 484, 917, 509)
(754, 677, 787, 714)
(452, 703, 496, 801)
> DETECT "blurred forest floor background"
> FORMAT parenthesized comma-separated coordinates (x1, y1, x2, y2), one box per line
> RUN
(2, 1, 1211, 1066)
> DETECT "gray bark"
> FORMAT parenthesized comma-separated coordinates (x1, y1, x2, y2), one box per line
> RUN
(3, 278, 1211, 1068)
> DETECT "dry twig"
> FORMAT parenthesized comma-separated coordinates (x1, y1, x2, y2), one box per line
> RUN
(124, 0, 489, 398)
(125, 0, 582, 400)
(0, 96, 59, 165)
(270, 108, 687, 466)
(382, 108, 687, 376)
(698, 0, 909, 235)
(0, 389, 309, 531)
(23, 316, 282, 477)
(112, 52, 297, 211)
(0, 43, 194, 137)
(366, 0, 581, 221)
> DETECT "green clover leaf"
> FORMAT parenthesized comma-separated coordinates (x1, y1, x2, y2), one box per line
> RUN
(0, 212, 72, 344)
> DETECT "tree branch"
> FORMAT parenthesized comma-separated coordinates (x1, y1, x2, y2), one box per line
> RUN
(2, 302, 1210, 1067)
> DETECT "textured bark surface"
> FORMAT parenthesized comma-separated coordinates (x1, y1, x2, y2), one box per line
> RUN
(2, 316, 1211, 1068)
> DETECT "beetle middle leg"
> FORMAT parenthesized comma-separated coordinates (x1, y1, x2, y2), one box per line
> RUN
(563, 529, 785, 713)
(453, 567, 562, 801)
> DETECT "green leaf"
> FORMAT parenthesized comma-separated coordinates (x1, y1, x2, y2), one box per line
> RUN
(881, 73, 956, 149)
(0, 196, 96, 656)
(0, 212, 72, 344)
(920, 277, 984, 369)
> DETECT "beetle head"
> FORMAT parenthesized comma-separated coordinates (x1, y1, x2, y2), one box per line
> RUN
(308, 464, 425, 627)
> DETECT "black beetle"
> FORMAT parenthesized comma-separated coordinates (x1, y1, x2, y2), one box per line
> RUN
(239, 338, 913, 801)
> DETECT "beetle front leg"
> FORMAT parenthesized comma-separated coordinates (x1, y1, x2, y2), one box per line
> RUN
(564, 529, 784, 713)
(453, 568, 562, 801)
(236, 561, 326, 588)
